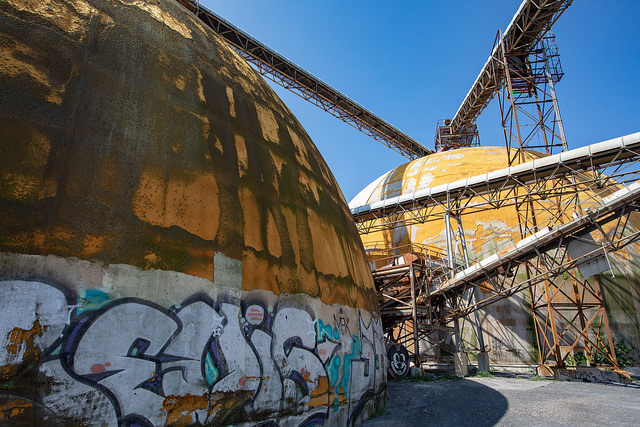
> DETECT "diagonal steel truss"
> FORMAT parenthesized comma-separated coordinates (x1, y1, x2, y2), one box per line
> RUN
(444, 0, 573, 150)
(175, 0, 431, 159)
(494, 26, 617, 371)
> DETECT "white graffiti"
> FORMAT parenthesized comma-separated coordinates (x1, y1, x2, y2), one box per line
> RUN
(0, 280, 387, 426)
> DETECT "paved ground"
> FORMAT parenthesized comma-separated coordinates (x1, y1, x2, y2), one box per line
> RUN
(364, 374, 640, 426)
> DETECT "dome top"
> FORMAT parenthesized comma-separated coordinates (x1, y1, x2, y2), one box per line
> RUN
(350, 146, 543, 208)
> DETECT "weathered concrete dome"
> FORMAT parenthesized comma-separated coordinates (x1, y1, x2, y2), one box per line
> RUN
(351, 146, 640, 366)
(0, 0, 385, 425)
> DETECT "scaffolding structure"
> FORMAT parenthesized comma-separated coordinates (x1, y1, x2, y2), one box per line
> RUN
(496, 31, 567, 164)
(434, 120, 480, 152)
(437, 0, 573, 151)
(365, 179, 640, 373)
(493, 27, 616, 373)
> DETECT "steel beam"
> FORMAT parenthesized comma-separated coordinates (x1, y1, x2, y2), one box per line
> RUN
(447, 0, 572, 145)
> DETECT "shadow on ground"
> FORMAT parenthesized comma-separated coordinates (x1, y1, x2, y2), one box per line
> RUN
(365, 379, 508, 426)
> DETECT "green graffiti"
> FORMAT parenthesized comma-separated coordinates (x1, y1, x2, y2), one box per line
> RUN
(204, 352, 219, 386)
(326, 334, 363, 410)
(340, 335, 362, 398)
(77, 289, 111, 313)
(316, 319, 339, 342)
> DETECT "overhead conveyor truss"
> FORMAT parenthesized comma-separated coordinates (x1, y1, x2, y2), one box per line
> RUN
(175, 0, 431, 160)
(432, 181, 640, 311)
(439, 0, 573, 150)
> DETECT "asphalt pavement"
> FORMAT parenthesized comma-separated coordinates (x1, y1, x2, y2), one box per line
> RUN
(364, 374, 640, 426)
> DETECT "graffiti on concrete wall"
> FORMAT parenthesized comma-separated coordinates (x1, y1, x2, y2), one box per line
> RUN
(0, 279, 386, 426)
(564, 350, 588, 367)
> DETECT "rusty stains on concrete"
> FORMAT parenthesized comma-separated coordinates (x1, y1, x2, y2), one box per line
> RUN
(132, 166, 220, 242)
(162, 393, 208, 425)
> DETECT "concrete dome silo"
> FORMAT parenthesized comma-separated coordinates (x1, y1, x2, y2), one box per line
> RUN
(0, 0, 386, 425)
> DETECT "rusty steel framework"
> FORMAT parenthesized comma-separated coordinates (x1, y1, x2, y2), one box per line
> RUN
(369, 244, 452, 367)
(434, 119, 480, 152)
(479, 6, 615, 373)
(365, 179, 640, 370)
(352, 133, 640, 369)
(497, 30, 567, 165)
(437, 0, 572, 151)
(175, 0, 431, 159)
(494, 22, 603, 373)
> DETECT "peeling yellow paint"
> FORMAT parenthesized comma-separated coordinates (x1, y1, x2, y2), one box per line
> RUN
(206, 390, 254, 422)
(242, 250, 278, 293)
(213, 136, 223, 154)
(282, 207, 300, 264)
(255, 103, 279, 143)
(162, 393, 207, 425)
(124, 1, 192, 39)
(99, 10, 114, 27)
(266, 211, 281, 258)
(4, 319, 44, 371)
(0, 40, 66, 104)
(174, 74, 186, 91)
(269, 152, 284, 176)
(0, 397, 35, 423)
(307, 375, 330, 408)
(307, 208, 348, 277)
(186, 14, 208, 36)
(132, 167, 220, 242)
(298, 170, 320, 203)
(235, 134, 248, 178)
(1, 173, 40, 202)
(238, 186, 262, 252)
(226, 86, 236, 117)
(218, 65, 231, 80)
(194, 66, 206, 103)
(184, 109, 210, 140)
(82, 234, 108, 257)
(7, 0, 97, 39)
(287, 125, 312, 170)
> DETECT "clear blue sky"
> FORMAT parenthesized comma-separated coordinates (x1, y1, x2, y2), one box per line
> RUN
(199, 1, 640, 202)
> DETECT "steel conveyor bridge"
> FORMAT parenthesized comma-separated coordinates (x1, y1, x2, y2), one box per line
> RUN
(176, 0, 431, 159)
(432, 179, 640, 321)
(439, 0, 572, 150)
